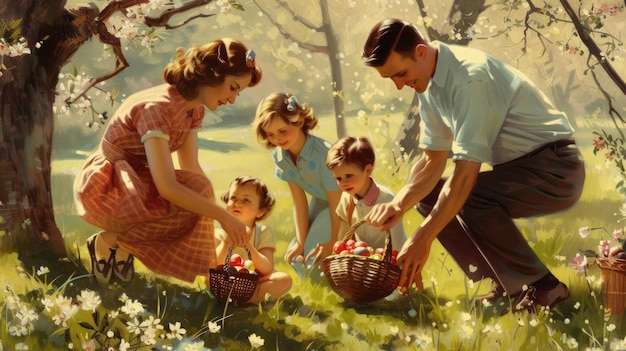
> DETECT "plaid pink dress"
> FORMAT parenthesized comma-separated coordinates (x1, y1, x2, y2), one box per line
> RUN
(73, 84, 217, 282)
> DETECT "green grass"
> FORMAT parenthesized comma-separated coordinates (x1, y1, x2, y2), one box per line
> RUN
(2, 112, 626, 350)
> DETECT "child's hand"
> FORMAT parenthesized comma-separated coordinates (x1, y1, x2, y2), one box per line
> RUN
(284, 242, 304, 264)
(309, 241, 333, 265)
(304, 243, 323, 264)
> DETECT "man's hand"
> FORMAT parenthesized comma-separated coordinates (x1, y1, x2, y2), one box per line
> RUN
(364, 202, 403, 231)
(396, 231, 433, 291)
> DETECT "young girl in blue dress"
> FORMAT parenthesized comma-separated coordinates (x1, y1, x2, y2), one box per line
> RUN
(253, 92, 341, 274)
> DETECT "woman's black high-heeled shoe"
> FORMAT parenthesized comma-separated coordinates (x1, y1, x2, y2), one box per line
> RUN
(86, 233, 116, 286)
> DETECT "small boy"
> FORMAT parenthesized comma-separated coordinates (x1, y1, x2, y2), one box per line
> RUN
(326, 136, 406, 250)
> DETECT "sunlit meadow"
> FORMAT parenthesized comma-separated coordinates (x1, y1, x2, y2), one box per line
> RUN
(2, 111, 626, 351)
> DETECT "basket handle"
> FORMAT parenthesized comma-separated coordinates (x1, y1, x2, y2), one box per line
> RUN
(342, 219, 394, 263)
(223, 245, 253, 268)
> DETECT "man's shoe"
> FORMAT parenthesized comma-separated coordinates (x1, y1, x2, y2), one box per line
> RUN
(476, 285, 506, 303)
(514, 282, 569, 311)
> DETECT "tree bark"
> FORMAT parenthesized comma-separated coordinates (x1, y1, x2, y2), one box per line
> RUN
(0, 1, 97, 257)
(319, 0, 346, 138)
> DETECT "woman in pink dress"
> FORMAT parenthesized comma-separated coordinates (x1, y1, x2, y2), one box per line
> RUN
(73, 38, 262, 285)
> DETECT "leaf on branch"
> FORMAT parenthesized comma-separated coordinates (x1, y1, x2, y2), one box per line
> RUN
(228, 0, 245, 11)
(78, 321, 96, 330)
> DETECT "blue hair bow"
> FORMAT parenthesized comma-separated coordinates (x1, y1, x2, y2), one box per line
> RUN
(285, 96, 299, 112)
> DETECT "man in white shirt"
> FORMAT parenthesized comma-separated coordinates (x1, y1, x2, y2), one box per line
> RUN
(362, 18, 585, 311)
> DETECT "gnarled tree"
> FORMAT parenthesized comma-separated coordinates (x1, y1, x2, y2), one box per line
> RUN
(0, 0, 242, 261)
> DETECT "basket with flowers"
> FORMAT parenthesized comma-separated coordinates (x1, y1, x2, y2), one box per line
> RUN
(573, 226, 626, 316)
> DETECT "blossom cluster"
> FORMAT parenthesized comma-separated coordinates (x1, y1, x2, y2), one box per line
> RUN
(2, 282, 184, 350)
(569, 226, 626, 276)
(1, 265, 268, 351)
(0, 37, 32, 58)
(583, 2, 624, 29)
(591, 2, 623, 17)
(593, 130, 626, 195)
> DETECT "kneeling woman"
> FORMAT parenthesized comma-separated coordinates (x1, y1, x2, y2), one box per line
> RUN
(74, 38, 261, 285)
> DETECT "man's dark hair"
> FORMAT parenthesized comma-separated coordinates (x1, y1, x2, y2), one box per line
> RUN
(362, 18, 425, 67)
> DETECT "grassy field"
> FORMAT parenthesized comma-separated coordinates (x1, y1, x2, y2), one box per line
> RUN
(3, 111, 626, 350)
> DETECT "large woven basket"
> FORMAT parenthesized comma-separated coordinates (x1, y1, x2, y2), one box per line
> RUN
(209, 246, 259, 305)
(323, 220, 401, 304)
(596, 257, 626, 316)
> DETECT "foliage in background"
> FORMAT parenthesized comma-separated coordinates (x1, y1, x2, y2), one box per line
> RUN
(594, 130, 626, 195)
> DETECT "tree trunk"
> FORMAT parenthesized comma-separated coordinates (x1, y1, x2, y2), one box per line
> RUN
(319, 0, 346, 139)
(0, 1, 96, 257)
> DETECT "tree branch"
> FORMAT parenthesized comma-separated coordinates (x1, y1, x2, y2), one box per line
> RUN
(99, 0, 150, 23)
(519, 0, 550, 59)
(559, 0, 626, 96)
(67, 0, 221, 105)
(252, 0, 327, 54)
(587, 53, 626, 137)
(143, 0, 217, 29)
(273, 0, 320, 31)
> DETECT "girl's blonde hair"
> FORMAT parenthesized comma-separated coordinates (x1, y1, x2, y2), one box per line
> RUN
(253, 92, 318, 149)
(221, 176, 275, 221)
(163, 38, 262, 100)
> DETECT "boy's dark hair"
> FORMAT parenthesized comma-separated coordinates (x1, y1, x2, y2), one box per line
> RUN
(326, 136, 375, 171)
(362, 18, 426, 67)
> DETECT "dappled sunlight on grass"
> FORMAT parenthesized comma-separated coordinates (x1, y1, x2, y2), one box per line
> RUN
(4, 119, 621, 350)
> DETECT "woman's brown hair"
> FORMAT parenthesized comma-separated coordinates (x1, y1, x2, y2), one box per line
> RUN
(163, 38, 262, 100)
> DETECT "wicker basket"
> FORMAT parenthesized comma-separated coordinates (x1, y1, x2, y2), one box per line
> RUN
(323, 220, 401, 304)
(596, 257, 626, 316)
(209, 246, 259, 305)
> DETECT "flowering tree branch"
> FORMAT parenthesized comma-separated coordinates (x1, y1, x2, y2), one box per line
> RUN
(559, 0, 626, 96)
(66, 0, 230, 107)
(559, 0, 626, 135)
(143, 0, 218, 29)
(514, 0, 626, 135)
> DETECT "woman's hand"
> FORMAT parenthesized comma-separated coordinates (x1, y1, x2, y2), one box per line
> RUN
(219, 212, 250, 247)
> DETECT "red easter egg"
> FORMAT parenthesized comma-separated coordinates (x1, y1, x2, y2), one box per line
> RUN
(333, 241, 347, 254)
(230, 253, 244, 267)
(345, 239, 356, 250)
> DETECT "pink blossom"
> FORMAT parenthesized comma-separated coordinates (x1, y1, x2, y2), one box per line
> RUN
(568, 253, 587, 276)
(599, 240, 611, 257)
(605, 153, 614, 162)
(593, 137, 605, 150)
(579, 226, 591, 238)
